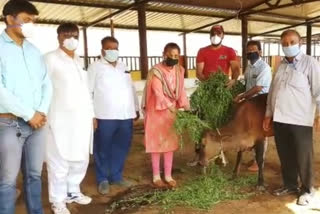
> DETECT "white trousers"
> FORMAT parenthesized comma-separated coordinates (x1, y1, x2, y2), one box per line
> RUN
(46, 139, 89, 203)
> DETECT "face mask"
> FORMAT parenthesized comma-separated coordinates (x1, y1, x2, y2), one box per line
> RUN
(211, 35, 222, 46)
(63, 38, 79, 51)
(164, 57, 179, 67)
(20, 22, 35, 38)
(282, 44, 300, 57)
(247, 52, 260, 64)
(104, 50, 119, 62)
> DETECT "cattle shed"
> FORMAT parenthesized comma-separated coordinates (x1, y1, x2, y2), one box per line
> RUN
(0, 0, 320, 77)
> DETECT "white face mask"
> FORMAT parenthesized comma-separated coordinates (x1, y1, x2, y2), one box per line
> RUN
(104, 50, 119, 62)
(21, 22, 35, 38)
(211, 35, 222, 46)
(282, 43, 300, 57)
(63, 38, 79, 51)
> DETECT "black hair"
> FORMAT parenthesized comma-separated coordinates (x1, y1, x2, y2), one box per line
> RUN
(164, 42, 181, 54)
(101, 36, 119, 46)
(3, 0, 39, 24)
(57, 23, 79, 34)
(247, 40, 262, 51)
(280, 29, 301, 40)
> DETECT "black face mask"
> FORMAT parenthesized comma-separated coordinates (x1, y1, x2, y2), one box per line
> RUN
(164, 57, 179, 67)
(247, 52, 260, 64)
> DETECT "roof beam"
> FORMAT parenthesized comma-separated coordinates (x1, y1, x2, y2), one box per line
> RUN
(86, 0, 152, 27)
(180, 0, 269, 35)
(252, 15, 320, 37)
(29, 0, 124, 9)
(242, 0, 320, 16)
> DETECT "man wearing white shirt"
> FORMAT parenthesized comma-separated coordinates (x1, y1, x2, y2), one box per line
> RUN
(45, 23, 94, 214)
(88, 36, 139, 195)
(264, 30, 320, 205)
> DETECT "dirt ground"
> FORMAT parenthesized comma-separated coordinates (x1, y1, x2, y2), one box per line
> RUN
(15, 121, 320, 214)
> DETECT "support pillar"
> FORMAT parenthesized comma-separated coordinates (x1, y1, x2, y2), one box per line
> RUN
(306, 23, 312, 56)
(83, 27, 89, 69)
(241, 16, 248, 72)
(182, 33, 188, 78)
(136, 1, 148, 79)
(110, 18, 115, 37)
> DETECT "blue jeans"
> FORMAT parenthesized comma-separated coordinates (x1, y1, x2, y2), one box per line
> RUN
(0, 118, 45, 214)
(94, 119, 133, 184)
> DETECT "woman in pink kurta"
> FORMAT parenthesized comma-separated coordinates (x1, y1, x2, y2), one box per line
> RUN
(142, 43, 189, 188)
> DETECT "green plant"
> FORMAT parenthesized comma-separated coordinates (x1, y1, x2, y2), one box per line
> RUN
(174, 72, 245, 146)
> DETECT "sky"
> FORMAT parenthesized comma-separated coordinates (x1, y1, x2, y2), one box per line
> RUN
(0, 24, 319, 57)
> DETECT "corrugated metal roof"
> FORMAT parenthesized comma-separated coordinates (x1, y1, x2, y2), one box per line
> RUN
(0, 0, 319, 38)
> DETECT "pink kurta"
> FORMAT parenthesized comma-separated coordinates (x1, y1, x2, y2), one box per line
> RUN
(144, 63, 190, 153)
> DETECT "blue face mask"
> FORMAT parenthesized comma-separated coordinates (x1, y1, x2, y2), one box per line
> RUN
(282, 44, 300, 57)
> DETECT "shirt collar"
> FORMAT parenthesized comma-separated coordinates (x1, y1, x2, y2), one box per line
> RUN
(1, 30, 14, 43)
(249, 58, 262, 68)
(283, 51, 303, 64)
(57, 48, 78, 60)
(100, 55, 118, 66)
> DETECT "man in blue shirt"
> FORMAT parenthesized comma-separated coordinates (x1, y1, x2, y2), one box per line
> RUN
(0, 1, 52, 214)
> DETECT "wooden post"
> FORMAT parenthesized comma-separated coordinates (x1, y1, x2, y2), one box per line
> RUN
(306, 23, 312, 56)
(241, 16, 248, 72)
(110, 18, 115, 37)
(83, 27, 89, 69)
(182, 33, 188, 78)
(136, 1, 148, 79)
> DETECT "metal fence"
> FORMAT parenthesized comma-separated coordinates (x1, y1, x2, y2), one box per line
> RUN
(81, 55, 319, 71)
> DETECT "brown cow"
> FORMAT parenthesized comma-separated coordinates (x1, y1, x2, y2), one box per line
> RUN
(193, 93, 273, 189)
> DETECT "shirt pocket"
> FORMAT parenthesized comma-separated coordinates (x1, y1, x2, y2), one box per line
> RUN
(288, 71, 309, 88)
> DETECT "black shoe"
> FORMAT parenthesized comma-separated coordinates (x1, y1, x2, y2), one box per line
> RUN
(272, 187, 299, 196)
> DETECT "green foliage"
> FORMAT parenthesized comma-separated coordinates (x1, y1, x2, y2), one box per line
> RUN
(105, 166, 257, 213)
(174, 72, 245, 145)
(174, 111, 211, 145)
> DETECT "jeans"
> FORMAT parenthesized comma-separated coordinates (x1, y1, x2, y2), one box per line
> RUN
(0, 118, 45, 214)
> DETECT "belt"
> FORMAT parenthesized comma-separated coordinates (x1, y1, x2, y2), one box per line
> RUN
(0, 113, 18, 120)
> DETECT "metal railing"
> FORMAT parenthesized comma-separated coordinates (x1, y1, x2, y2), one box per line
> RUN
(81, 55, 320, 71)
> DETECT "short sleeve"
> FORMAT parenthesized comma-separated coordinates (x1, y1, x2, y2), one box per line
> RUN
(256, 66, 272, 87)
(196, 48, 205, 63)
(228, 48, 237, 61)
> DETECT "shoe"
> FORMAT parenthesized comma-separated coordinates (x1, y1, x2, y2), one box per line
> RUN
(248, 161, 259, 172)
(111, 179, 134, 188)
(66, 192, 92, 205)
(273, 187, 299, 196)
(98, 180, 110, 195)
(51, 202, 70, 214)
(297, 190, 315, 206)
(165, 179, 177, 188)
(152, 179, 166, 188)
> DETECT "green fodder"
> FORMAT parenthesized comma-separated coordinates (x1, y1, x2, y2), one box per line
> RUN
(174, 72, 246, 146)
(154, 166, 256, 211)
(106, 166, 257, 213)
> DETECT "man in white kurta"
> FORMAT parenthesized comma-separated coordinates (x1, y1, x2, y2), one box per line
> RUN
(45, 23, 94, 214)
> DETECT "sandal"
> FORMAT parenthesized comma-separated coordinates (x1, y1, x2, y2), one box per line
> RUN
(153, 179, 166, 188)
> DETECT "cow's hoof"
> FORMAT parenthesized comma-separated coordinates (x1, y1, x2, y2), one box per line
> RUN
(256, 185, 267, 192)
(201, 167, 207, 175)
(187, 161, 199, 167)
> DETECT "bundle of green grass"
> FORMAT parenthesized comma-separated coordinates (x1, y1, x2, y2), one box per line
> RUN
(174, 72, 245, 146)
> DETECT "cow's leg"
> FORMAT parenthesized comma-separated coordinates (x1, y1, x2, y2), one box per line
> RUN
(255, 139, 266, 190)
(232, 151, 242, 179)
